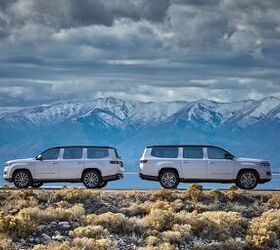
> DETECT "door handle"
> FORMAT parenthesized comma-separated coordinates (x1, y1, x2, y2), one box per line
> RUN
(183, 161, 189, 163)
(208, 161, 215, 164)
(77, 161, 83, 164)
(52, 161, 58, 164)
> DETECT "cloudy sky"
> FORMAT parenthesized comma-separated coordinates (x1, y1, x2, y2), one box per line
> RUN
(0, 0, 280, 107)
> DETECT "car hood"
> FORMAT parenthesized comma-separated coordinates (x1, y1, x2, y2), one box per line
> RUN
(236, 157, 266, 163)
(6, 158, 35, 165)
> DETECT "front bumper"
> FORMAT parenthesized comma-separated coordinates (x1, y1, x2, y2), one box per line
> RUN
(103, 173, 123, 182)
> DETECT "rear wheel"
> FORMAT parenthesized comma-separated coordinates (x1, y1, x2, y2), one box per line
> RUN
(82, 170, 102, 188)
(159, 170, 179, 189)
(32, 182, 43, 188)
(97, 181, 108, 188)
(13, 170, 32, 188)
(236, 171, 258, 189)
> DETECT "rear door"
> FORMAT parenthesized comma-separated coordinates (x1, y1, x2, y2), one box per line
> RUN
(60, 147, 84, 179)
(206, 147, 234, 180)
(181, 146, 207, 179)
(34, 148, 61, 180)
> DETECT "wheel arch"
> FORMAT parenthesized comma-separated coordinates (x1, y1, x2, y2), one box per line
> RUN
(158, 167, 179, 178)
(236, 168, 260, 181)
(12, 168, 33, 180)
(81, 168, 102, 178)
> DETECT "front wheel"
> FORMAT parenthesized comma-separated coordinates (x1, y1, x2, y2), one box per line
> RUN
(236, 171, 258, 189)
(32, 182, 44, 188)
(13, 170, 32, 188)
(82, 170, 102, 188)
(159, 170, 179, 189)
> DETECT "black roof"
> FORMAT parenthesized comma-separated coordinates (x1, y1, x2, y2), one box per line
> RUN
(146, 144, 224, 148)
(48, 145, 117, 149)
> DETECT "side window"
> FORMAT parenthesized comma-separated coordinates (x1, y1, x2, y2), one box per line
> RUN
(87, 148, 109, 159)
(208, 147, 228, 159)
(183, 147, 203, 159)
(63, 147, 83, 159)
(151, 147, 178, 158)
(41, 148, 60, 160)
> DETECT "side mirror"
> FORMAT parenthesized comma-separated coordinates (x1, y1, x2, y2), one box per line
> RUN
(225, 154, 234, 160)
(36, 154, 43, 161)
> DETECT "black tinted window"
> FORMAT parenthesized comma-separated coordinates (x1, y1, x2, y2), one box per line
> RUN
(87, 148, 109, 159)
(208, 147, 228, 159)
(151, 147, 178, 158)
(41, 148, 60, 160)
(63, 148, 83, 159)
(183, 147, 203, 159)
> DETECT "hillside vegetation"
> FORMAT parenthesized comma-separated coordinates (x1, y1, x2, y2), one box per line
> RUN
(0, 186, 280, 249)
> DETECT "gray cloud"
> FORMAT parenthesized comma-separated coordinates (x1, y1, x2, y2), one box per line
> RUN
(0, 0, 279, 106)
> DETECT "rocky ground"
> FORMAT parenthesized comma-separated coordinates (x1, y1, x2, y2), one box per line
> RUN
(0, 186, 280, 249)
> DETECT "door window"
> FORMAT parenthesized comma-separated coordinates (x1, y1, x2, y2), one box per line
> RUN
(41, 148, 60, 160)
(87, 148, 109, 159)
(183, 147, 203, 159)
(151, 147, 178, 158)
(207, 147, 228, 159)
(63, 147, 83, 159)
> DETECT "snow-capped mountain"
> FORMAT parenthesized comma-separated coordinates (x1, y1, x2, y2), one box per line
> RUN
(0, 96, 280, 171)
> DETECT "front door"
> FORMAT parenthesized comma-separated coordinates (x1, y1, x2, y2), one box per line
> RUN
(181, 146, 207, 179)
(60, 147, 84, 179)
(206, 147, 235, 180)
(34, 148, 61, 180)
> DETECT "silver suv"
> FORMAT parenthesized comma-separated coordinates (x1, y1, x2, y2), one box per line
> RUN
(4, 146, 124, 188)
(139, 145, 272, 189)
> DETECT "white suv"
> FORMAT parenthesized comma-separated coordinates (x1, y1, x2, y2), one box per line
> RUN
(4, 146, 124, 188)
(139, 145, 272, 189)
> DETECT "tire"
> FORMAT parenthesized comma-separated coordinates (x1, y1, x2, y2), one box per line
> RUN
(13, 170, 32, 188)
(97, 181, 108, 188)
(236, 171, 258, 189)
(32, 182, 43, 188)
(82, 170, 102, 188)
(159, 170, 179, 189)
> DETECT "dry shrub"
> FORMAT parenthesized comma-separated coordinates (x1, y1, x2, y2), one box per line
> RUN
(17, 204, 85, 223)
(52, 187, 100, 202)
(123, 200, 173, 217)
(208, 189, 224, 201)
(72, 225, 109, 239)
(247, 209, 280, 249)
(267, 194, 280, 209)
(0, 213, 37, 238)
(177, 211, 247, 240)
(193, 238, 248, 250)
(186, 184, 203, 201)
(0, 233, 12, 250)
(228, 185, 239, 191)
(140, 242, 176, 250)
(143, 209, 175, 231)
(152, 190, 177, 201)
(84, 212, 134, 234)
(33, 238, 115, 250)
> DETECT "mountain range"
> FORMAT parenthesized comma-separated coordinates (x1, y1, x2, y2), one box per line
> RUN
(1, 96, 280, 172)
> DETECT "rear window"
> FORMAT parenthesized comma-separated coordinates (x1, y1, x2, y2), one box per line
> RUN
(63, 147, 83, 159)
(87, 148, 109, 159)
(183, 146, 203, 159)
(151, 147, 178, 158)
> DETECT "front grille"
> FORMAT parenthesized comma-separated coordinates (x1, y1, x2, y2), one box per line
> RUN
(266, 171, 271, 176)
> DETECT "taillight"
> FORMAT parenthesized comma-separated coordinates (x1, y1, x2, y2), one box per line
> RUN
(140, 160, 148, 163)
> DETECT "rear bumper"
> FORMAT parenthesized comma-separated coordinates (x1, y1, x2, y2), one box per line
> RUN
(139, 173, 158, 181)
(103, 173, 123, 182)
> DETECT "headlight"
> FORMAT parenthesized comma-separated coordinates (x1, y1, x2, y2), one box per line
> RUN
(261, 162, 270, 167)
(5, 162, 12, 167)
